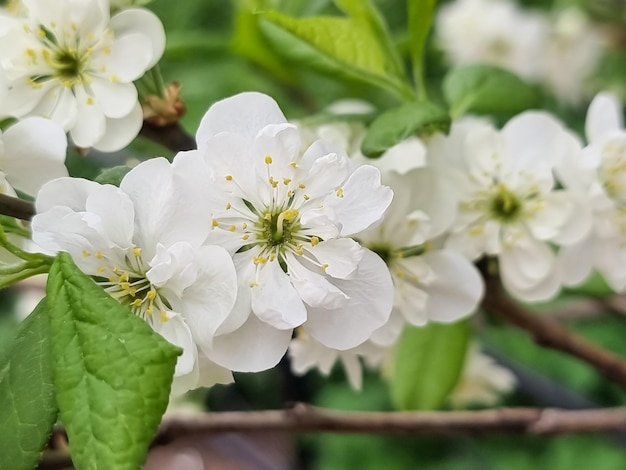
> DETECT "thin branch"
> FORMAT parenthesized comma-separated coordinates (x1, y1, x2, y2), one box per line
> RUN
(136, 405, 626, 440)
(0, 193, 35, 221)
(482, 275, 626, 390)
(139, 121, 196, 153)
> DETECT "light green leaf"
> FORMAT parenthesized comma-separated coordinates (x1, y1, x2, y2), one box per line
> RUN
(443, 64, 539, 118)
(361, 101, 450, 158)
(0, 301, 57, 470)
(258, 10, 415, 101)
(47, 253, 181, 470)
(408, 0, 438, 99)
(232, 0, 298, 85)
(334, 0, 404, 77)
(391, 320, 470, 410)
(94, 165, 131, 187)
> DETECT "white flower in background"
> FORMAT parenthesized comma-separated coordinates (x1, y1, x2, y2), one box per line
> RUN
(449, 343, 517, 408)
(557, 93, 626, 291)
(173, 92, 394, 373)
(0, 117, 67, 195)
(358, 169, 484, 346)
(435, 0, 548, 80)
(433, 115, 590, 301)
(288, 330, 385, 390)
(0, 0, 165, 151)
(542, 8, 604, 106)
(32, 158, 238, 394)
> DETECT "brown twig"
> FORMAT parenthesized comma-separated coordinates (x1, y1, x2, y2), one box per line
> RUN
(39, 405, 626, 468)
(0, 193, 35, 221)
(155, 404, 626, 438)
(139, 121, 196, 153)
(483, 275, 626, 390)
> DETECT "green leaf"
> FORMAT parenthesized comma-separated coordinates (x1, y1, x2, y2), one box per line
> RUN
(94, 165, 131, 187)
(334, 0, 404, 78)
(258, 10, 415, 101)
(232, 0, 298, 85)
(391, 320, 470, 410)
(47, 253, 181, 470)
(0, 301, 57, 470)
(408, 0, 438, 99)
(361, 101, 450, 158)
(443, 64, 539, 118)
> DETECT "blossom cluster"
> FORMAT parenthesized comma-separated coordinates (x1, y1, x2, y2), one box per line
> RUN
(1, 0, 624, 401)
(436, 0, 605, 105)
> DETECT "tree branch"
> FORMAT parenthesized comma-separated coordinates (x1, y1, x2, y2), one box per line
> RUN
(0, 193, 35, 221)
(482, 275, 626, 390)
(139, 121, 196, 153)
(142, 404, 626, 439)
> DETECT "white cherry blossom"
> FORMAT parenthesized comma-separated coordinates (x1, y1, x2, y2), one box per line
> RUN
(0, 0, 165, 151)
(288, 330, 385, 390)
(435, 0, 549, 81)
(358, 169, 484, 346)
(449, 343, 517, 408)
(433, 114, 590, 301)
(557, 93, 626, 291)
(173, 92, 394, 372)
(32, 158, 238, 394)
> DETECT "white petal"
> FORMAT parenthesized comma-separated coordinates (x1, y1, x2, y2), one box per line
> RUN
(109, 8, 166, 69)
(499, 235, 554, 289)
(208, 314, 292, 372)
(121, 157, 207, 258)
(304, 249, 393, 350)
(69, 85, 106, 148)
(502, 111, 569, 168)
(35, 176, 97, 213)
(170, 245, 238, 352)
(251, 261, 307, 329)
(287, 252, 349, 309)
(90, 78, 137, 118)
(196, 92, 287, 147)
(96, 33, 153, 82)
(422, 250, 484, 323)
(558, 238, 593, 287)
(153, 314, 196, 376)
(92, 102, 142, 152)
(586, 92, 623, 143)
(502, 259, 562, 302)
(2, 117, 67, 195)
(306, 238, 363, 279)
(329, 165, 393, 236)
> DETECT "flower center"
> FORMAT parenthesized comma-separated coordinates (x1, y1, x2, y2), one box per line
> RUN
(489, 184, 522, 222)
(600, 138, 626, 203)
(261, 208, 300, 246)
(53, 48, 87, 81)
(93, 247, 172, 324)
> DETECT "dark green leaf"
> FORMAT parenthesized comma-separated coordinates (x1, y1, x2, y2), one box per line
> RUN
(361, 101, 450, 158)
(443, 64, 539, 117)
(94, 165, 131, 187)
(391, 320, 470, 410)
(0, 301, 57, 470)
(47, 253, 181, 470)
